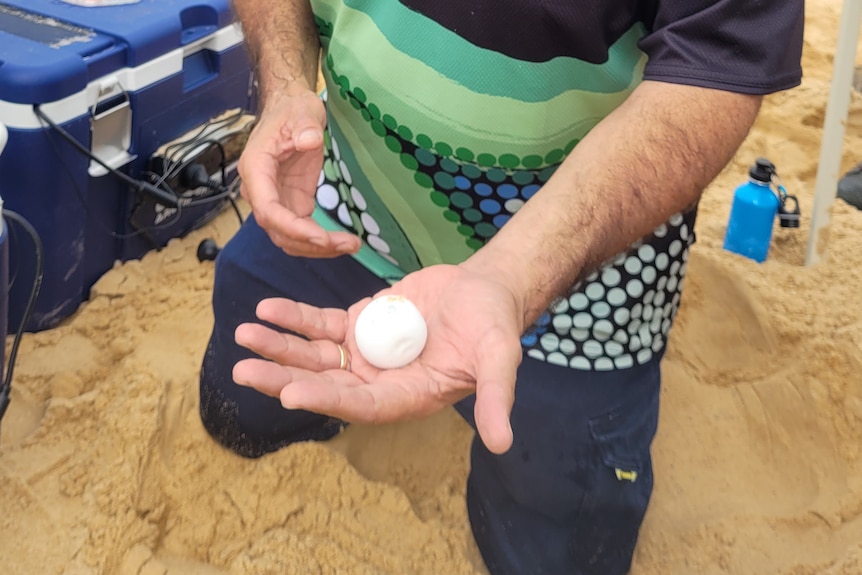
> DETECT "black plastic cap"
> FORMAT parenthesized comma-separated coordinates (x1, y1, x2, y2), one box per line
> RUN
(197, 238, 221, 262)
(778, 214, 801, 228)
(749, 158, 776, 183)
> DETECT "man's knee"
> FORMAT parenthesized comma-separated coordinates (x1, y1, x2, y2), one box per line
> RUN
(198, 335, 272, 458)
(199, 391, 265, 459)
(198, 333, 347, 458)
(196, 219, 294, 458)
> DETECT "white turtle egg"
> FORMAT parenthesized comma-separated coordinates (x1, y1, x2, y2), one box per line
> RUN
(354, 295, 428, 369)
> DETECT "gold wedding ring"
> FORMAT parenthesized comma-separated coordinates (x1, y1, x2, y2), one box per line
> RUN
(337, 344, 349, 371)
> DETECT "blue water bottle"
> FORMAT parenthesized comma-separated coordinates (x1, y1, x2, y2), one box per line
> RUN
(723, 158, 781, 263)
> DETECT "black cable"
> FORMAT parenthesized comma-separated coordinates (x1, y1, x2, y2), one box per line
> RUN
(164, 130, 230, 172)
(228, 195, 244, 227)
(154, 139, 227, 191)
(34, 106, 239, 237)
(32, 104, 246, 283)
(33, 105, 182, 208)
(35, 106, 236, 214)
(178, 188, 234, 207)
(39, 123, 184, 240)
(156, 118, 241, 197)
(160, 110, 242, 167)
(6, 221, 19, 291)
(0, 210, 44, 428)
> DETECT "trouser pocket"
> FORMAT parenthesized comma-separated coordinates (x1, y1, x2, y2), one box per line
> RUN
(460, 357, 662, 575)
(577, 381, 660, 573)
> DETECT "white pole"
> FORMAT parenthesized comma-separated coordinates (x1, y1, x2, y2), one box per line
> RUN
(806, 0, 862, 266)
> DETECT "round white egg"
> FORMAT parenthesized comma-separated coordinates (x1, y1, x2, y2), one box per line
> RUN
(354, 295, 428, 370)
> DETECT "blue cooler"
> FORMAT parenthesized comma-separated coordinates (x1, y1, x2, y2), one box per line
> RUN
(0, 122, 8, 380)
(0, 0, 257, 331)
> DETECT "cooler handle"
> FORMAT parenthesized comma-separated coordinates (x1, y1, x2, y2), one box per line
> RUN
(87, 76, 137, 177)
(182, 47, 219, 93)
(180, 7, 230, 92)
(180, 5, 219, 46)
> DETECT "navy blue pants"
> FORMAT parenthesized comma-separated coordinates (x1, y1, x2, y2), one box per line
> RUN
(199, 215, 661, 575)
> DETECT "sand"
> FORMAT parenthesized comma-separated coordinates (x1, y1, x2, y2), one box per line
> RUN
(2, 1, 862, 573)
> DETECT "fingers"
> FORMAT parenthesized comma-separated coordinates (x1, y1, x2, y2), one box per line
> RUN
(278, 378, 363, 416)
(242, 189, 333, 252)
(266, 226, 362, 258)
(237, 134, 299, 216)
(234, 322, 348, 371)
(238, 159, 361, 256)
(277, 376, 422, 424)
(472, 328, 522, 454)
(233, 358, 294, 397)
(253, 299, 350, 341)
(253, 199, 324, 240)
(233, 358, 419, 425)
(233, 358, 353, 399)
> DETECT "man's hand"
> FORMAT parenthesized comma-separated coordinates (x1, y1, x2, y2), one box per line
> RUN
(232, 264, 525, 454)
(238, 90, 362, 257)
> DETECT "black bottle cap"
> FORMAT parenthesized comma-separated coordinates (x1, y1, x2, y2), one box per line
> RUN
(749, 158, 776, 183)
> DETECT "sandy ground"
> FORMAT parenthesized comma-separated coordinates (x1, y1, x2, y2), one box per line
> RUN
(2, 1, 862, 573)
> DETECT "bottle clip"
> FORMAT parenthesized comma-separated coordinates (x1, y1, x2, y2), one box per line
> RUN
(777, 185, 801, 228)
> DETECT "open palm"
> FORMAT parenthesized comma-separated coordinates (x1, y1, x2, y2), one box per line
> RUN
(233, 264, 525, 453)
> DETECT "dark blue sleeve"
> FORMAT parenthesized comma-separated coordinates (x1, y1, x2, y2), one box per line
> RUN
(639, 0, 805, 94)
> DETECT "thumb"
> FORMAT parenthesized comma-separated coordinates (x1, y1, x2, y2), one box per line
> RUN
(292, 99, 326, 151)
(294, 125, 323, 150)
(473, 330, 521, 454)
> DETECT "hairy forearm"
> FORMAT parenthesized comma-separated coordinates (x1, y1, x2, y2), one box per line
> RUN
(233, 0, 320, 102)
(463, 80, 762, 328)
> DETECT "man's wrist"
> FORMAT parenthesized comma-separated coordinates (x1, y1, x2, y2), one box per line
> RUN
(460, 247, 555, 333)
(258, 78, 317, 108)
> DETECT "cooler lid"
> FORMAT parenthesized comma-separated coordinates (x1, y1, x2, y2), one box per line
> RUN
(0, 0, 232, 104)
